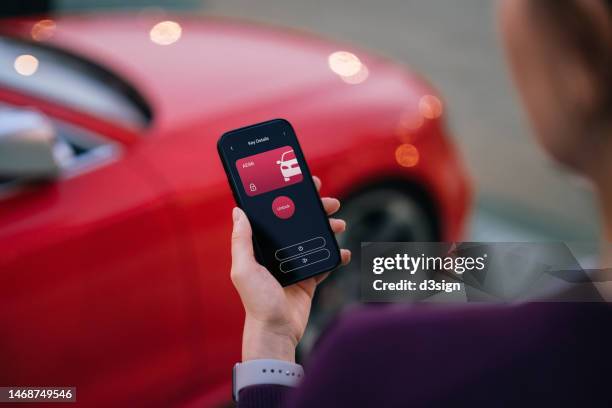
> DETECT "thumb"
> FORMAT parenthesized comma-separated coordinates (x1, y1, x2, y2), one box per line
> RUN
(231, 207, 255, 269)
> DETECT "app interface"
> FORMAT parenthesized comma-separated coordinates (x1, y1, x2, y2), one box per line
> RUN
(220, 121, 340, 284)
(236, 146, 304, 197)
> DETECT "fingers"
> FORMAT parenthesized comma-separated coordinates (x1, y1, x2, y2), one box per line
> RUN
(322, 197, 340, 216)
(313, 176, 321, 192)
(313, 176, 341, 216)
(231, 207, 255, 274)
(231, 206, 346, 267)
(231, 174, 351, 293)
(340, 249, 351, 265)
(329, 218, 346, 233)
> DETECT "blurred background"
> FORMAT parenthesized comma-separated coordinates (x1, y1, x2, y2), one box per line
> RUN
(5, 0, 600, 241)
(0, 1, 604, 406)
(200, 0, 601, 241)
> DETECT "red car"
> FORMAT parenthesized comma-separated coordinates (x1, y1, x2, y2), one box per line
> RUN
(0, 13, 470, 407)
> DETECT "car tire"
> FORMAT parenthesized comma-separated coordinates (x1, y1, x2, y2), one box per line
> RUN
(298, 184, 439, 359)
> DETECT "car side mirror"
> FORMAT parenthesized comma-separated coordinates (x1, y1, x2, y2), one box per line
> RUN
(0, 109, 68, 181)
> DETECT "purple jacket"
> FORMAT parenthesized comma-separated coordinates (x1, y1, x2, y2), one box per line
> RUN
(238, 303, 611, 407)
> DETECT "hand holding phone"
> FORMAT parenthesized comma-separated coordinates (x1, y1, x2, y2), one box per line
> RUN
(219, 119, 350, 362)
(230, 178, 350, 362)
(218, 119, 343, 286)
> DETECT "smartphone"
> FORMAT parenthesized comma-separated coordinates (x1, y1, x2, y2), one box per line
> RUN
(218, 119, 341, 286)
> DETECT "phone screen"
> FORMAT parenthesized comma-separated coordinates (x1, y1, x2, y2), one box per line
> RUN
(218, 119, 341, 286)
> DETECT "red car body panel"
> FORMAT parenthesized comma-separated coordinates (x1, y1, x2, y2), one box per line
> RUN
(0, 14, 471, 407)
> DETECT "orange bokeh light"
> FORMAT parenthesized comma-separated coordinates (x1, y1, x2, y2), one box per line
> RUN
(395, 144, 420, 167)
(31, 19, 56, 41)
(419, 95, 443, 119)
(395, 109, 424, 142)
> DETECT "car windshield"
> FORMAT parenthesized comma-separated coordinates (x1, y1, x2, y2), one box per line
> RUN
(0, 36, 151, 129)
(282, 151, 295, 161)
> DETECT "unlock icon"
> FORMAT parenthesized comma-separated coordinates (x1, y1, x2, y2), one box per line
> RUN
(249, 183, 257, 192)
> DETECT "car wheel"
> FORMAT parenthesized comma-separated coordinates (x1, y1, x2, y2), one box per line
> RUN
(298, 185, 439, 359)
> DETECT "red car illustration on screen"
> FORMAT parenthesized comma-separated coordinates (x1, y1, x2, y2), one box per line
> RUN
(277, 149, 302, 181)
(0, 13, 470, 407)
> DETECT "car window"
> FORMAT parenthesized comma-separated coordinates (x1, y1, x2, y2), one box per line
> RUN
(0, 36, 151, 129)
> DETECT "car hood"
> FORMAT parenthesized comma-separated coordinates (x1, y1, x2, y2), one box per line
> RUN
(4, 14, 404, 133)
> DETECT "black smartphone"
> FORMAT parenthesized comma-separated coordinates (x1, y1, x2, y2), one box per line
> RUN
(218, 119, 341, 286)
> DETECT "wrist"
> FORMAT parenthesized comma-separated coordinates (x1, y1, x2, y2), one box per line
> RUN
(242, 316, 297, 363)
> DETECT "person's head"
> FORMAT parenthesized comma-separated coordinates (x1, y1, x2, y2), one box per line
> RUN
(499, 0, 612, 184)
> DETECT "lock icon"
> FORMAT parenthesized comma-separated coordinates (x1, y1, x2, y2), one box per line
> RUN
(249, 183, 257, 192)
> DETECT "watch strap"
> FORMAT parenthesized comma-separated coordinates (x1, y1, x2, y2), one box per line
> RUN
(233, 359, 304, 401)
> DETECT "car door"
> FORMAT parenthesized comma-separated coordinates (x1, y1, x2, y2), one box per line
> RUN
(0, 104, 198, 406)
(0, 35, 199, 406)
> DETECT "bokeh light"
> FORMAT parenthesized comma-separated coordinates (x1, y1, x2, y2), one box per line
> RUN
(419, 95, 443, 119)
(341, 65, 369, 84)
(14, 55, 39, 76)
(149, 21, 182, 45)
(395, 108, 425, 142)
(395, 144, 420, 167)
(31, 19, 56, 41)
(328, 51, 369, 84)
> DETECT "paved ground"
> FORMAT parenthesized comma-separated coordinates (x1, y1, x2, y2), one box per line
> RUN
(202, 0, 601, 240)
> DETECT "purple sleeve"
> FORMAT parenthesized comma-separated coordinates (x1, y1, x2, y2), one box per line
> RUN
(237, 384, 290, 408)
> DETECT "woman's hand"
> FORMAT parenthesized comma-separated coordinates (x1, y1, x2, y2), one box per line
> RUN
(230, 176, 351, 363)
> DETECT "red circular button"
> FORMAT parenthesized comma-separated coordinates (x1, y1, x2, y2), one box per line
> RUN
(272, 196, 295, 219)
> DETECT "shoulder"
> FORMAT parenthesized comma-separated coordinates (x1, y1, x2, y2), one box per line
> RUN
(287, 303, 611, 407)
(320, 302, 611, 348)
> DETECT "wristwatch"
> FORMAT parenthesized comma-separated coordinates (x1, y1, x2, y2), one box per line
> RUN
(233, 359, 304, 401)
